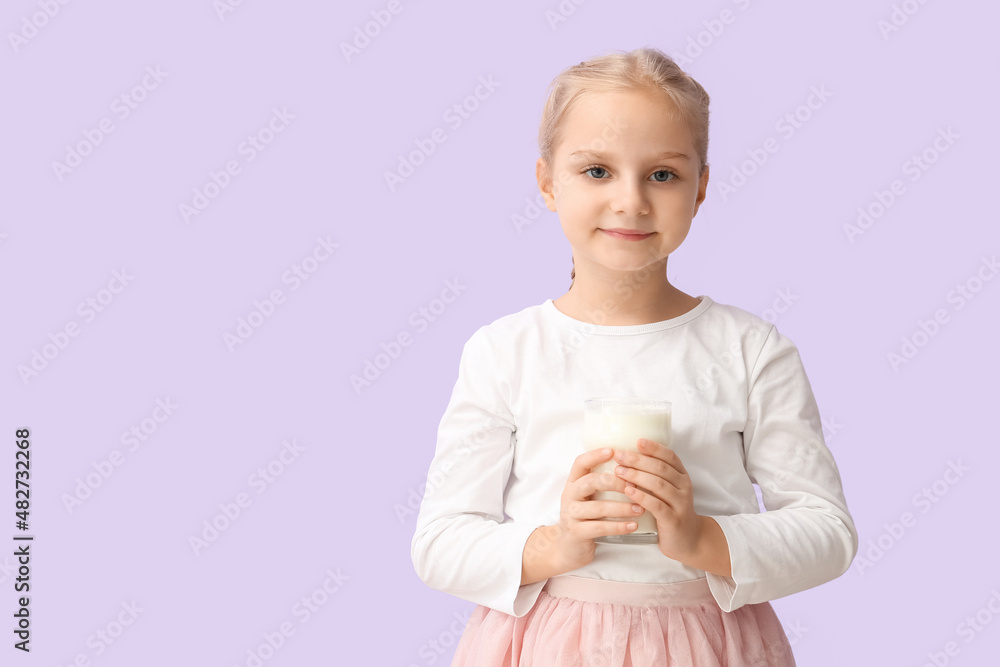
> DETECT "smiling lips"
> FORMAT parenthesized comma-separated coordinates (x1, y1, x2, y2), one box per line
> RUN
(601, 228, 653, 240)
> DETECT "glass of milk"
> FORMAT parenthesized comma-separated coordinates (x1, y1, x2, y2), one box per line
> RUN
(583, 397, 671, 545)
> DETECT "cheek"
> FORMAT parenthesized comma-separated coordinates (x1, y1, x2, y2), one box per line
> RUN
(658, 193, 695, 215)
(555, 187, 586, 218)
(560, 203, 596, 235)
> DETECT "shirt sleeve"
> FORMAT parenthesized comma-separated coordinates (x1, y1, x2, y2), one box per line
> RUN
(704, 323, 859, 613)
(410, 326, 548, 617)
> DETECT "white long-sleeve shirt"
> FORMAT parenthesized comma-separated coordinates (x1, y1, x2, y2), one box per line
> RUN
(410, 295, 858, 617)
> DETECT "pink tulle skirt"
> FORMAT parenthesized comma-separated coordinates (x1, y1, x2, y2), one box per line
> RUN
(451, 575, 796, 666)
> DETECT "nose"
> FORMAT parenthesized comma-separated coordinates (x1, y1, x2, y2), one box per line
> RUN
(610, 175, 650, 217)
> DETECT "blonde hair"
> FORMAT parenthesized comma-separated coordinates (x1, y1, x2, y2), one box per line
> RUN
(537, 47, 711, 288)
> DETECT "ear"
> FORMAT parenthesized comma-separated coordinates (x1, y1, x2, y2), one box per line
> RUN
(536, 158, 558, 212)
(692, 164, 710, 217)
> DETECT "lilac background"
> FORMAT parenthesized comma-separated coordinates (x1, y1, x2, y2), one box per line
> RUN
(2, 0, 998, 664)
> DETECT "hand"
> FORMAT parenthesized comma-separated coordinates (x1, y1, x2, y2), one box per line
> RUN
(613, 438, 705, 563)
(552, 447, 646, 572)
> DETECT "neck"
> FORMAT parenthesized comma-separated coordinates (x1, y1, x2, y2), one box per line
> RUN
(560, 258, 696, 326)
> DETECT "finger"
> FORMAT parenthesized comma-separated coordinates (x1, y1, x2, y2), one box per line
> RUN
(568, 448, 615, 483)
(634, 438, 687, 472)
(572, 518, 639, 540)
(614, 450, 680, 485)
(624, 475, 689, 514)
(568, 499, 644, 522)
(623, 483, 672, 513)
(618, 466, 678, 499)
(614, 452, 686, 492)
(622, 441, 689, 483)
(640, 439, 688, 476)
(572, 471, 626, 499)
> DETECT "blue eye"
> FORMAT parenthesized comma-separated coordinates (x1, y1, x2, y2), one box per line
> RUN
(582, 166, 679, 182)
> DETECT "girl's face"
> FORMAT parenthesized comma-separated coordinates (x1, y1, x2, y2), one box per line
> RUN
(537, 87, 710, 280)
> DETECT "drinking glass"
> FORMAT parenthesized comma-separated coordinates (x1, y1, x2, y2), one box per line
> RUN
(582, 397, 671, 545)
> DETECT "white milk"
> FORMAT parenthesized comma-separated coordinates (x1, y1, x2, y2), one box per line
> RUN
(582, 401, 671, 537)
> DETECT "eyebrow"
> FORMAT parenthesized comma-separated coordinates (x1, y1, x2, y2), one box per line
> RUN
(568, 150, 692, 162)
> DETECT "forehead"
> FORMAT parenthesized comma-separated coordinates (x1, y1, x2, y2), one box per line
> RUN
(556, 88, 694, 157)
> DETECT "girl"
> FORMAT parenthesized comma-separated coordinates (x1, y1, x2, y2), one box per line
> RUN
(411, 46, 858, 666)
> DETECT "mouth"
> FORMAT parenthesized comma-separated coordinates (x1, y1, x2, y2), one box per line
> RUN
(600, 228, 654, 240)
